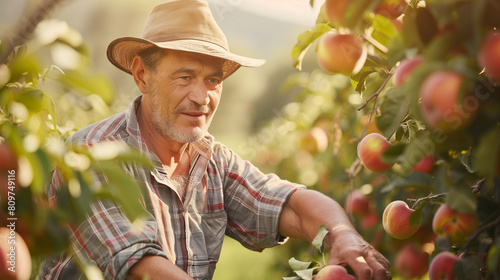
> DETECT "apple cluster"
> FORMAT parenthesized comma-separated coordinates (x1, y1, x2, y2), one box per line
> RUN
(306, 0, 499, 278)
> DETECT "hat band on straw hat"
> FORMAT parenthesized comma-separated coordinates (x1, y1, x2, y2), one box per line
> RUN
(106, 0, 265, 79)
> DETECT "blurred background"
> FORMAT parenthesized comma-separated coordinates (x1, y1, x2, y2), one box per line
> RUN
(1, 0, 323, 150)
(0, 0, 327, 279)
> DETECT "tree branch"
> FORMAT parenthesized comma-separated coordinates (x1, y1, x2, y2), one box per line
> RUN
(407, 193, 446, 209)
(0, 0, 68, 64)
(357, 71, 394, 111)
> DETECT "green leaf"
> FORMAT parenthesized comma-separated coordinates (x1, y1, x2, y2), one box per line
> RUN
(381, 142, 406, 164)
(475, 126, 500, 180)
(28, 149, 53, 195)
(294, 268, 316, 280)
(487, 239, 500, 274)
(425, 0, 458, 27)
(386, 34, 408, 67)
(445, 185, 477, 214)
(453, 255, 482, 280)
(409, 208, 422, 227)
(288, 258, 313, 271)
(92, 161, 148, 222)
(292, 23, 332, 71)
(59, 70, 115, 104)
(424, 31, 461, 62)
(311, 225, 329, 253)
(415, 7, 438, 46)
(456, 149, 476, 173)
(367, 14, 399, 50)
(343, 0, 374, 29)
(350, 66, 377, 93)
(16, 89, 46, 112)
(398, 132, 436, 176)
(401, 4, 424, 50)
(360, 72, 387, 101)
(375, 86, 409, 138)
(381, 172, 433, 193)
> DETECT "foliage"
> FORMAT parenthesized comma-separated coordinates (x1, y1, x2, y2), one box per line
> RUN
(0, 4, 149, 279)
(245, 0, 500, 279)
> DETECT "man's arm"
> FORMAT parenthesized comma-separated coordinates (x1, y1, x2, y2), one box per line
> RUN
(127, 256, 194, 280)
(279, 189, 391, 280)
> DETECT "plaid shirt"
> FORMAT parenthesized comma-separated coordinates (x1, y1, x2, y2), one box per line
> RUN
(37, 96, 302, 280)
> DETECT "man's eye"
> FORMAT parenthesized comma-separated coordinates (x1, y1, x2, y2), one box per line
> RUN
(208, 78, 221, 84)
(180, 76, 190, 81)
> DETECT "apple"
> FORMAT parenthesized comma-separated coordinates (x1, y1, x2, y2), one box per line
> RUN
(344, 189, 370, 217)
(357, 133, 394, 172)
(413, 155, 434, 173)
(317, 32, 367, 75)
(394, 244, 429, 279)
(393, 56, 423, 86)
(432, 203, 479, 244)
(324, 0, 350, 27)
(420, 71, 478, 133)
(374, 0, 409, 19)
(479, 31, 500, 82)
(382, 200, 421, 239)
(0, 227, 31, 280)
(315, 265, 356, 280)
(428, 251, 459, 280)
(0, 144, 17, 171)
(300, 127, 329, 154)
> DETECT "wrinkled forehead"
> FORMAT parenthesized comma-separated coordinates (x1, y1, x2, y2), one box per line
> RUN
(161, 50, 225, 76)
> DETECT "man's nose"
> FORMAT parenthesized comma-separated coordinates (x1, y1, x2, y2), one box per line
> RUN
(189, 80, 210, 106)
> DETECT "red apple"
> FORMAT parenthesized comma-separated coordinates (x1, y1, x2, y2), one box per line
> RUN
(382, 200, 421, 239)
(344, 189, 370, 217)
(315, 265, 356, 280)
(0, 144, 17, 171)
(420, 71, 478, 133)
(393, 57, 423, 86)
(317, 32, 367, 75)
(0, 227, 31, 280)
(428, 251, 459, 280)
(413, 155, 434, 173)
(479, 31, 500, 82)
(374, 0, 409, 19)
(324, 0, 350, 27)
(357, 133, 394, 172)
(432, 203, 479, 244)
(300, 127, 329, 154)
(394, 244, 429, 279)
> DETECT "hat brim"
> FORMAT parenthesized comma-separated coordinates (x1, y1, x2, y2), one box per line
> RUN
(107, 37, 266, 79)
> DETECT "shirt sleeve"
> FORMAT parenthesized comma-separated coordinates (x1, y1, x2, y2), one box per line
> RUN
(48, 167, 168, 279)
(214, 143, 306, 252)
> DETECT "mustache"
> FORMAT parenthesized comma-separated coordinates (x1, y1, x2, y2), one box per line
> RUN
(174, 102, 211, 115)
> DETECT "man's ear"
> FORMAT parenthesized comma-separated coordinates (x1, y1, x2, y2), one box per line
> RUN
(130, 56, 149, 94)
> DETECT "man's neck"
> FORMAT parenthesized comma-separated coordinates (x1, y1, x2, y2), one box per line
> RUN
(136, 101, 189, 174)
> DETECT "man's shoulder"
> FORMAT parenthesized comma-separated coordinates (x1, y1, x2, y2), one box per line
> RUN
(67, 111, 129, 146)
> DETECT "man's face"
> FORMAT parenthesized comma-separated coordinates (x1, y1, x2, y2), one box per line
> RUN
(143, 50, 224, 144)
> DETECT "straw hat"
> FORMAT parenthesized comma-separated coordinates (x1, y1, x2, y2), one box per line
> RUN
(107, 0, 266, 79)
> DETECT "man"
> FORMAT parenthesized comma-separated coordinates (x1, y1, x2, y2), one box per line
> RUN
(37, 1, 391, 279)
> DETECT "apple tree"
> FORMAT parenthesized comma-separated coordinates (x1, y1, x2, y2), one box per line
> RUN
(242, 0, 500, 279)
(0, 1, 149, 279)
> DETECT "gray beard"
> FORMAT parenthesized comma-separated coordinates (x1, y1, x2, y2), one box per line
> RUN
(148, 83, 208, 144)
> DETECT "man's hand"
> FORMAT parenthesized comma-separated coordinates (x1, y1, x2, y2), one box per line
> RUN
(279, 189, 391, 280)
(326, 224, 391, 280)
(127, 256, 194, 280)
